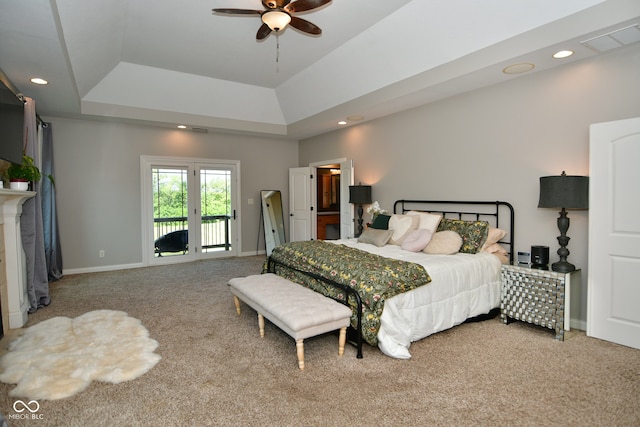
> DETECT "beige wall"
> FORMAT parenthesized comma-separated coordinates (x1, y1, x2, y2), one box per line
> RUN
(299, 44, 640, 329)
(46, 117, 298, 271)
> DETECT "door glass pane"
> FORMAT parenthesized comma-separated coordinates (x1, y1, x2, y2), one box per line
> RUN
(152, 167, 189, 257)
(200, 168, 232, 253)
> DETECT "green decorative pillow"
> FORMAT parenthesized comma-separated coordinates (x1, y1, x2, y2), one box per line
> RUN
(370, 214, 391, 230)
(436, 218, 490, 254)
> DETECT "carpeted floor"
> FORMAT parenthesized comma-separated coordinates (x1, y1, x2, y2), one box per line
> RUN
(1, 256, 639, 426)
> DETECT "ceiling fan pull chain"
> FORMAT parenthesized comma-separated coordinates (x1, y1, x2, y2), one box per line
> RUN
(276, 33, 281, 71)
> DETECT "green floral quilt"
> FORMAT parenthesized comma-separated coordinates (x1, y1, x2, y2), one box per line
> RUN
(262, 240, 431, 346)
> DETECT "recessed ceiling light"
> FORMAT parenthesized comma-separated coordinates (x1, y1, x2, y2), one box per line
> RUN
(338, 121, 347, 125)
(30, 77, 48, 85)
(177, 125, 187, 129)
(553, 50, 574, 59)
(502, 63, 535, 74)
(346, 115, 364, 121)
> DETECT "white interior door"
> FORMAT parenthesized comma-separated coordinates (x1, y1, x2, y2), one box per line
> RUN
(587, 117, 640, 350)
(289, 167, 312, 242)
(339, 159, 354, 238)
(290, 159, 354, 241)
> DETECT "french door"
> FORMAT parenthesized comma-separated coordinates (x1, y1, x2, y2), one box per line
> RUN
(141, 156, 239, 265)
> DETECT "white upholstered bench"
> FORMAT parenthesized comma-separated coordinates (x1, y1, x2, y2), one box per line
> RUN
(228, 273, 352, 370)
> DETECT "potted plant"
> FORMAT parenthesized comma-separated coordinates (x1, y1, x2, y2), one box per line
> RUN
(6, 154, 41, 191)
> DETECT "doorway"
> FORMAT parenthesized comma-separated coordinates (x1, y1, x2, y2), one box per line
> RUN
(316, 166, 341, 240)
(288, 158, 354, 242)
(141, 156, 239, 265)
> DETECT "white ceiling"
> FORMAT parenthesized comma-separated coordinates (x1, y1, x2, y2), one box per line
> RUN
(1, 0, 639, 139)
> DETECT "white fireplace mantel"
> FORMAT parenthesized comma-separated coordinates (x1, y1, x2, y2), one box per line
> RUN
(0, 188, 36, 332)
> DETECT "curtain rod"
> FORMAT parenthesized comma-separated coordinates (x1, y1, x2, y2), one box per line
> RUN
(1, 72, 48, 127)
(16, 92, 48, 127)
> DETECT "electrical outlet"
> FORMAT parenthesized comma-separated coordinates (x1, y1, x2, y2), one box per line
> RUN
(248, 198, 254, 205)
(99, 250, 105, 258)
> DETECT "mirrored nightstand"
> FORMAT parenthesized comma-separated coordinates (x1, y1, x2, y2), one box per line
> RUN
(500, 264, 578, 341)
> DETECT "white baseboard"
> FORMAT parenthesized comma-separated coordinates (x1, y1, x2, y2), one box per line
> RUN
(240, 250, 266, 257)
(63, 262, 145, 275)
(570, 318, 586, 331)
(63, 252, 266, 275)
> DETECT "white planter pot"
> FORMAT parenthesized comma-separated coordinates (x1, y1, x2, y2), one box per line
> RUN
(9, 181, 29, 191)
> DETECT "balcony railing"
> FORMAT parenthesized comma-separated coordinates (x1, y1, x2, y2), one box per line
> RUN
(154, 215, 231, 252)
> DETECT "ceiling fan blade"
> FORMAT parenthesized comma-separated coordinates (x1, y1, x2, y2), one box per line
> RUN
(285, 0, 330, 13)
(256, 23, 272, 40)
(212, 8, 262, 15)
(289, 16, 321, 35)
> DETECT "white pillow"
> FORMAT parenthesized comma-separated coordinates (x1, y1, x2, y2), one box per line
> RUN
(401, 229, 433, 252)
(388, 215, 419, 245)
(423, 231, 463, 255)
(481, 227, 507, 251)
(407, 211, 443, 233)
(482, 243, 509, 264)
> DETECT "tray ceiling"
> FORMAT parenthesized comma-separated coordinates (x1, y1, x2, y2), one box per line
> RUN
(1, 0, 638, 139)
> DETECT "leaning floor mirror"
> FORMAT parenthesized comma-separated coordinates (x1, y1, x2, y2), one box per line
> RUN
(261, 190, 286, 256)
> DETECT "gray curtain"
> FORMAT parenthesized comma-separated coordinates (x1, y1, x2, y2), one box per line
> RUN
(20, 97, 50, 312)
(41, 122, 63, 281)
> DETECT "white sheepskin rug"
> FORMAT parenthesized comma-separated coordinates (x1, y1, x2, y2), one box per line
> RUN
(0, 310, 161, 400)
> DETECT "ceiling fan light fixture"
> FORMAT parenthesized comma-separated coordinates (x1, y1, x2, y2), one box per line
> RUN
(262, 10, 291, 32)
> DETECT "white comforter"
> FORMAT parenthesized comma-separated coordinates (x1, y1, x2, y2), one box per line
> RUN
(329, 239, 502, 359)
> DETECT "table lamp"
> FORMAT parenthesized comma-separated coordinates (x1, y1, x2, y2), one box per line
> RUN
(538, 171, 589, 272)
(349, 184, 372, 237)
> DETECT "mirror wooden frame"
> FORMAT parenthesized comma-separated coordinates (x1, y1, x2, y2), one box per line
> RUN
(261, 190, 286, 256)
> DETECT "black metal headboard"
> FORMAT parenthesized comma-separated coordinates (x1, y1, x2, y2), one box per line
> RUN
(393, 200, 515, 264)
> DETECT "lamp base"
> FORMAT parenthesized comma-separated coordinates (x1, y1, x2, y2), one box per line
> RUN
(355, 204, 364, 237)
(552, 208, 576, 273)
(552, 260, 575, 273)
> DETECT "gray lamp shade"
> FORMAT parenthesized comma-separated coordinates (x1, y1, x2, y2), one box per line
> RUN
(349, 185, 372, 204)
(538, 172, 589, 209)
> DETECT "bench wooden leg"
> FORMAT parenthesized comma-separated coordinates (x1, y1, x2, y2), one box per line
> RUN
(233, 295, 241, 315)
(258, 313, 265, 337)
(338, 327, 347, 357)
(296, 339, 305, 370)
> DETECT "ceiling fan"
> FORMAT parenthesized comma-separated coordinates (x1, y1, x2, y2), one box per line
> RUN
(213, 0, 331, 40)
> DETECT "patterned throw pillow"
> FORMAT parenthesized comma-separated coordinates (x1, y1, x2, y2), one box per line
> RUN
(436, 218, 490, 254)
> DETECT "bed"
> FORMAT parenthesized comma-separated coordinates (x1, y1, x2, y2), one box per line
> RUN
(264, 200, 514, 359)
